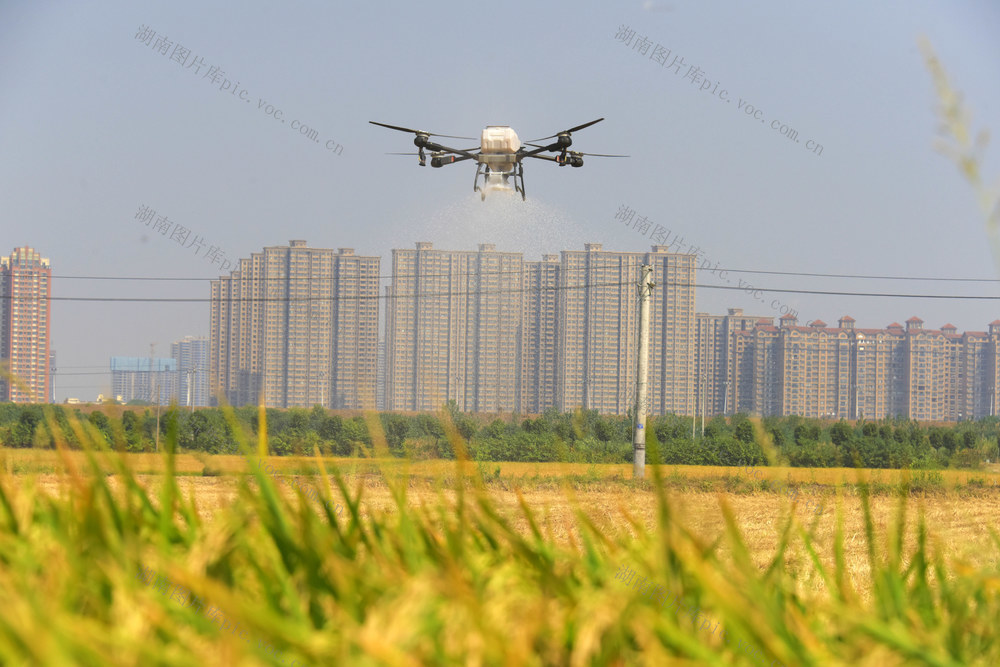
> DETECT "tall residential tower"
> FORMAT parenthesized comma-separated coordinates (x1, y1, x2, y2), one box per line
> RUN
(556, 244, 695, 415)
(0, 247, 51, 403)
(385, 243, 523, 412)
(172, 336, 210, 407)
(210, 241, 379, 409)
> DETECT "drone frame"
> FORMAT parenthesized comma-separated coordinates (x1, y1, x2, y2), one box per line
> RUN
(371, 118, 625, 201)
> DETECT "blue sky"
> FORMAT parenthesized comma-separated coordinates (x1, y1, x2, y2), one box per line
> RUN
(1, 0, 998, 400)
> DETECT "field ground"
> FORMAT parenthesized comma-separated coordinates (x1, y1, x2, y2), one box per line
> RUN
(6, 449, 1000, 603)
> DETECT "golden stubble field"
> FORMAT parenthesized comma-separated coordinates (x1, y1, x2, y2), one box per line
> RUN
(5, 448, 999, 603)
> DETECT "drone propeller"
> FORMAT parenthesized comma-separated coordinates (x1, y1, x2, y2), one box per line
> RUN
(571, 151, 629, 158)
(369, 121, 475, 140)
(527, 118, 605, 142)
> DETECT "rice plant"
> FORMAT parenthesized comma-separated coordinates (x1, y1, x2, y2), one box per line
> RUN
(0, 405, 997, 665)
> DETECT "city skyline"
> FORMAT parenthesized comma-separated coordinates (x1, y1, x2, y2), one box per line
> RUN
(12, 236, 1000, 413)
(187, 238, 1000, 419)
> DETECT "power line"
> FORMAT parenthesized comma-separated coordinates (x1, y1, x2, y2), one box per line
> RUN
(4, 278, 999, 303)
(4, 280, 638, 303)
(52, 275, 208, 281)
(51, 267, 588, 282)
(55, 388, 113, 391)
(704, 267, 1000, 283)
(693, 282, 1000, 299)
(47, 266, 1000, 284)
(52, 371, 113, 376)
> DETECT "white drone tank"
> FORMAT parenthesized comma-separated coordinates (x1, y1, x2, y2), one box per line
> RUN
(480, 126, 521, 154)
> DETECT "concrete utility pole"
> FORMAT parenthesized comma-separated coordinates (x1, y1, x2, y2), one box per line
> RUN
(150, 343, 161, 453)
(633, 264, 654, 479)
(186, 366, 205, 413)
(701, 371, 707, 437)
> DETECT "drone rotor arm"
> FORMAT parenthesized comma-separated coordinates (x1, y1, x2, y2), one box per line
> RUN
(421, 140, 479, 160)
(519, 142, 564, 158)
(521, 153, 559, 162)
(430, 153, 476, 167)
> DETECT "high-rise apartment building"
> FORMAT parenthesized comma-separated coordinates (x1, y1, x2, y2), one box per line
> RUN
(849, 319, 907, 419)
(556, 244, 695, 415)
(0, 247, 51, 403)
(959, 322, 1000, 419)
(211, 252, 266, 407)
(768, 318, 852, 419)
(172, 336, 210, 407)
(386, 243, 523, 412)
(210, 241, 379, 409)
(259, 241, 334, 408)
(732, 319, 783, 416)
(384, 242, 696, 416)
(521, 255, 560, 414)
(330, 248, 380, 409)
(695, 309, 768, 416)
(646, 247, 697, 416)
(726, 315, 1000, 420)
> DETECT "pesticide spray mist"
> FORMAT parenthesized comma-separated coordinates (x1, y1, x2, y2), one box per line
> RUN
(416, 189, 581, 257)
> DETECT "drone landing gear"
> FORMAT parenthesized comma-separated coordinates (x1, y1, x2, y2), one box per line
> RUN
(473, 164, 527, 201)
(474, 163, 486, 200)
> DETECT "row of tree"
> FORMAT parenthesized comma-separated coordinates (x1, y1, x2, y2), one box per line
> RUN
(1, 402, 998, 469)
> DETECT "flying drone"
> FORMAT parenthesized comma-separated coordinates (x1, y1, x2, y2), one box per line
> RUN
(369, 118, 627, 200)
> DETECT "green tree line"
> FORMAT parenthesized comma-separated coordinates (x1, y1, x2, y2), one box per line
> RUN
(1, 402, 998, 469)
